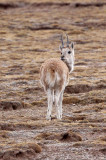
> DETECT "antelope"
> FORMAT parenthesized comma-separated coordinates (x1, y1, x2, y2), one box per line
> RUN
(40, 35, 75, 120)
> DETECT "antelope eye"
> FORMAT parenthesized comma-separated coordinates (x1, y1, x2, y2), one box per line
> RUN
(68, 51, 71, 54)
(61, 52, 62, 55)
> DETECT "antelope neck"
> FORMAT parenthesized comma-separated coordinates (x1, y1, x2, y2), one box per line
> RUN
(61, 59, 72, 73)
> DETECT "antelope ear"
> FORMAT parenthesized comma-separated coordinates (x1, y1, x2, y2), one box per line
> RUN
(71, 42, 74, 49)
(59, 45, 62, 51)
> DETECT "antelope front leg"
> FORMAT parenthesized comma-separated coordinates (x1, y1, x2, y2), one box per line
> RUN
(46, 89, 53, 120)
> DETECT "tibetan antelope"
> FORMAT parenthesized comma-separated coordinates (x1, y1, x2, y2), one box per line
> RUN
(40, 35, 75, 120)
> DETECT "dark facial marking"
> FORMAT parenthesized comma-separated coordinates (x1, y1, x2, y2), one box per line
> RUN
(61, 55, 64, 60)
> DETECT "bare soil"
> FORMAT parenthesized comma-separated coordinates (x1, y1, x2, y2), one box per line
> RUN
(0, 0, 106, 159)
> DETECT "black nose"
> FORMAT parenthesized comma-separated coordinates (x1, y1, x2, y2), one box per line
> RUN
(61, 56, 64, 60)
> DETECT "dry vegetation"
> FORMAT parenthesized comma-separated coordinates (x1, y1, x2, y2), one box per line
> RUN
(0, 0, 106, 159)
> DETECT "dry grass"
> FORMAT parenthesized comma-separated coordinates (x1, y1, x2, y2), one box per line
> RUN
(0, 0, 106, 159)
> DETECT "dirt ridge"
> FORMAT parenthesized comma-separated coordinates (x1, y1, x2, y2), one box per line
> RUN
(0, 2, 106, 10)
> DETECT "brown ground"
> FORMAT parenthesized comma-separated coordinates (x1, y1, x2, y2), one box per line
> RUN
(0, 0, 106, 160)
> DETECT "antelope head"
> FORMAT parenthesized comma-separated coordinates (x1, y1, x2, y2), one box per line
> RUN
(59, 34, 75, 73)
